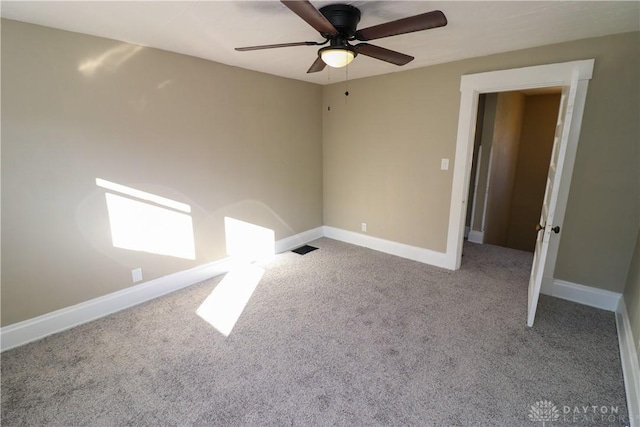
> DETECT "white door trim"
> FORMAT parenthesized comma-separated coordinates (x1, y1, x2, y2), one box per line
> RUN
(446, 59, 594, 270)
(468, 145, 482, 240)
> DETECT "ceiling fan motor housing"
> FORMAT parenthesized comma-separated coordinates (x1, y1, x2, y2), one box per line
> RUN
(319, 4, 361, 39)
(236, 1, 447, 73)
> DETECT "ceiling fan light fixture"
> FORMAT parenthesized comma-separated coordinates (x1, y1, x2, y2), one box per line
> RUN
(236, 1, 448, 74)
(319, 46, 356, 68)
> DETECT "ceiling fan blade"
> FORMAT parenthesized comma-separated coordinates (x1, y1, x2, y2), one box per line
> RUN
(235, 41, 319, 51)
(281, 0, 338, 36)
(307, 56, 327, 73)
(355, 43, 414, 66)
(355, 10, 447, 41)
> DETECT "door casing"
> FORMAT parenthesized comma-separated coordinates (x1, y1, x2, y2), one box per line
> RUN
(445, 60, 594, 293)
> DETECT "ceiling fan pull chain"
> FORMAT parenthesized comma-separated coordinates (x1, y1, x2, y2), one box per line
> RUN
(345, 63, 350, 101)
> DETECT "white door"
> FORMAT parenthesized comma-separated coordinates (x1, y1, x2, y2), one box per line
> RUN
(527, 69, 579, 327)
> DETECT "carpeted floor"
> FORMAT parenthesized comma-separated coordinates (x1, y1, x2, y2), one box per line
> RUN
(0, 238, 629, 426)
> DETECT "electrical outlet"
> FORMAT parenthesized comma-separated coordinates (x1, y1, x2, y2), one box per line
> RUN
(132, 268, 143, 283)
(441, 158, 450, 170)
(361, 222, 367, 232)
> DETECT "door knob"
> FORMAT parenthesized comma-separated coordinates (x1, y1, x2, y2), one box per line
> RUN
(551, 226, 560, 234)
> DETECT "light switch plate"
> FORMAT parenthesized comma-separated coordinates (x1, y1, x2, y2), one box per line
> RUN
(441, 158, 449, 170)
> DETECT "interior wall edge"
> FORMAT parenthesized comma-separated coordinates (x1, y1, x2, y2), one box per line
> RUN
(616, 298, 640, 426)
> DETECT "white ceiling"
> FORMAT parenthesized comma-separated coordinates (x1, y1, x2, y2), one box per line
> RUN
(2, 1, 639, 85)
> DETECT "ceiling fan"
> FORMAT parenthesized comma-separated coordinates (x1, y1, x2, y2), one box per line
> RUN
(235, 1, 447, 73)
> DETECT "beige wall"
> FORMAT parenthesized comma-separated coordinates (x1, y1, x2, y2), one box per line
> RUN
(1, 20, 323, 326)
(323, 70, 455, 251)
(507, 94, 561, 252)
(323, 31, 640, 292)
(484, 92, 525, 246)
(2, 21, 638, 327)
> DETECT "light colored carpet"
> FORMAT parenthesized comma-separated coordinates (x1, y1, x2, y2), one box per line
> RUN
(1, 238, 629, 426)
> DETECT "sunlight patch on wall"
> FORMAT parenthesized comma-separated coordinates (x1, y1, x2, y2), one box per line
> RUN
(196, 263, 264, 336)
(97, 178, 190, 213)
(79, 44, 143, 76)
(157, 79, 172, 89)
(224, 217, 275, 263)
(98, 179, 195, 260)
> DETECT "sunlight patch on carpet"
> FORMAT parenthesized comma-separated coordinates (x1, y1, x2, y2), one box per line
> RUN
(196, 263, 264, 336)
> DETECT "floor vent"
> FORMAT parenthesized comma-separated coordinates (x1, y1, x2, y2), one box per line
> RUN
(291, 245, 318, 255)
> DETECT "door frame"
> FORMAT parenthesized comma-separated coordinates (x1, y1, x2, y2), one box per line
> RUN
(445, 60, 594, 288)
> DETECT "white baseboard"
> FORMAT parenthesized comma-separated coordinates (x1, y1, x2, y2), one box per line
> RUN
(616, 298, 640, 427)
(275, 226, 324, 253)
(467, 230, 484, 244)
(0, 257, 233, 352)
(544, 279, 621, 311)
(323, 226, 449, 269)
(1, 227, 323, 352)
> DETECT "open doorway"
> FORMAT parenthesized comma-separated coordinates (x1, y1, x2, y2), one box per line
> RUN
(465, 89, 562, 252)
(445, 60, 594, 273)
(445, 59, 595, 326)
(445, 60, 594, 326)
